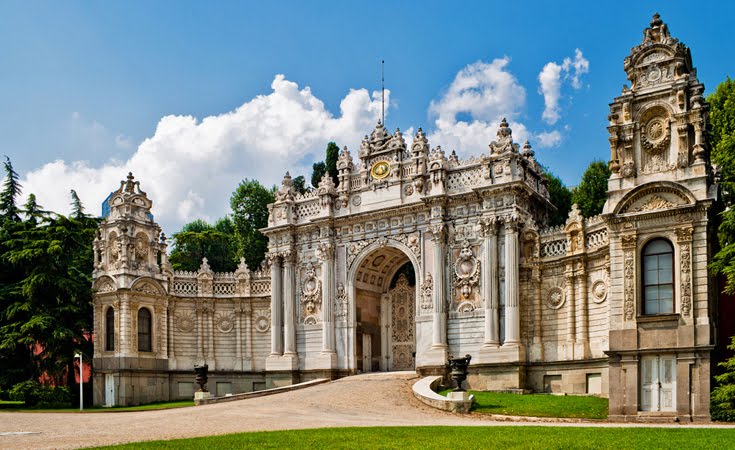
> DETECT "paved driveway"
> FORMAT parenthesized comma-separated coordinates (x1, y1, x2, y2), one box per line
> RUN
(0, 372, 729, 449)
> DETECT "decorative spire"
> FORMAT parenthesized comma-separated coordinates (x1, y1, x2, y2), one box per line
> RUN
(489, 118, 518, 154)
(522, 141, 534, 158)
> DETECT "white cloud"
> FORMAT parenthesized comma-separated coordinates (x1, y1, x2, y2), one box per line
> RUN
(538, 49, 589, 125)
(427, 58, 530, 154)
(535, 130, 563, 148)
(21, 74, 387, 233)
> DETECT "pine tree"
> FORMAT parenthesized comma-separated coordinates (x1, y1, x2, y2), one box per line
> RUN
(0, 156, 22, 223)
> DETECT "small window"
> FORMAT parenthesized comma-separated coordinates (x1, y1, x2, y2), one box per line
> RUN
(105, 307, 115, 351)
(642, 239, 674, 315)
(138, 308, 152, 352)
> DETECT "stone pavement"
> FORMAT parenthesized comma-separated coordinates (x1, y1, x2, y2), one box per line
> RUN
(0, 372, 730, 450)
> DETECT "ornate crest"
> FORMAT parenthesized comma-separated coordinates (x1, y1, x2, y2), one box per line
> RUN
(453, 240, 480, 308)
(300, 263, 322, 321)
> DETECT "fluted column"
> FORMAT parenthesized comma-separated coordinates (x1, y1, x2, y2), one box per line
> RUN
(235, 300, 244, 364)
(480, 218, 499, 347)
(195, 299, 204, 360)
(319, 243, 336, 354)
(282, 251, 297, 356)
(269, 254, 283, 356)
(430, 224, 447, 349)
(503, 219, 521, 346)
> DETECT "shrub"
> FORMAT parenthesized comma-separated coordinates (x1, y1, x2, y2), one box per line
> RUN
(711, 335, 735, 421)
(9, 380, 72, 407)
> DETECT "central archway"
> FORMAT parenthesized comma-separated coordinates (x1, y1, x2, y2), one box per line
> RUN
(350, 245, 417, 372)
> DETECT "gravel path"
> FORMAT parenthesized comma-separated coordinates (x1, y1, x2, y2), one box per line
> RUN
(0, 371, 731, 449)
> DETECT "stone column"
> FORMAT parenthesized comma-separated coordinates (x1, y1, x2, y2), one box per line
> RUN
(282, 251, 297, 356)
(480, 218, 499, 347)
(532, 265, 543, 358)
(577, 263, 590, 358)
(195, 299, 204, 360)
(235, 300, 243, 364)
(319, 243, 336, 354)
(503, 220, 521, 346)
(167, 305, 176, 363)
(269, 254, 283, 356)
(565, 264, 576, 359)
(207, 302, 214, 360)
(430, 225, 447, 349)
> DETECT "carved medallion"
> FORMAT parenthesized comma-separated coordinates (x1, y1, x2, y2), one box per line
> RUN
(215, 313, 235, 333)
(591, 280, 608, 304)
(453, 240, 480, 302)
(254, 310, 271, 333)
(546, 287, 565, 309)
(175, 312, 195, 333)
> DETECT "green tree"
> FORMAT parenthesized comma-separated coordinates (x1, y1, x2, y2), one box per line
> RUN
(169, 218, 237, 272)
(230, 179, 274, 270)
(311, 161, 327, 189)
(712, 336, 735, 421)
(546, 172, 573, 227)
(709, 77, 735, 293)
(292, 175, 307, 194)
(0, 156, 22, 224)
(310, 141, 340, 189)
(325, 141, 340, 187)
(23, 194, 48, 226)
(571, 161, 611, 217)
(0, 192, 98, 390)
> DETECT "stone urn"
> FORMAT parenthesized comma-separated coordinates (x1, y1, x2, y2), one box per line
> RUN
(447, 354, 472, 392)
(194, 364, 209, 392)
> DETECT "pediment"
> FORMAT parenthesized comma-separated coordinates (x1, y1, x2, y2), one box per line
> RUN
(130, 278, 165, 296)
(615, 182, 694, 215)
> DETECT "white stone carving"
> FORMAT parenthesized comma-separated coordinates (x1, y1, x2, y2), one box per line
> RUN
(254, 310, 271, 333)
(175, 311, 195, 333)
(546, 287, 566, 309)
(591, 280, 608, 304)
(215, 312, 235, 333)
(300, 263, 322, 321)
(453, 240, 480, 304)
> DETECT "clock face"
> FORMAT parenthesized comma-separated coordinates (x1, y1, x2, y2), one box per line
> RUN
(371, 161, 390, 180)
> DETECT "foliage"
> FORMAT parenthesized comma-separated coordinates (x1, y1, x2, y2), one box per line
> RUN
(292, 175, 307, 194)
(0, 166, 98, 392)
(97, 426, 735, 449)
(571, 160, 611, 217)
(1, 156, 22, 224)
(711, 335, 735, 421)
(325, 141, 339, 187)
(546, 172, 573, 227)
(310, 161, 326, 189)
(169, 218, 237, 272)
(708, 77, 735, 293)
(8, 380, 71, 407)
(310, 141, 340, 189)
(230, 179, 274, 270)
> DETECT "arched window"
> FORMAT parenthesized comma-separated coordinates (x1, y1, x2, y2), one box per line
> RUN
(137, 308, 152, 352)
(642, 239, 674, 315)
(105, 307, 115, 351)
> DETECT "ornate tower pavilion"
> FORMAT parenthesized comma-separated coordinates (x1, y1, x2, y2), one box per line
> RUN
(603, 13, 717, 421)
(91, 13, 718, 421)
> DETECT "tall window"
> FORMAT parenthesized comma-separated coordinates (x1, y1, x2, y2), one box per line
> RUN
(105, 307, 115, 351)
(137, 308, 152, 352)
(642, 239, 674, 315)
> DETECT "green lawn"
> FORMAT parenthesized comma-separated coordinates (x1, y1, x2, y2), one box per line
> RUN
(439, 389, 608, 419)
(0, 399, 194, 413)
(92, 426, 735, 449)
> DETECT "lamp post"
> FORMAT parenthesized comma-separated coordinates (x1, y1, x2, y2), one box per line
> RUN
(74, 353, 83, 412)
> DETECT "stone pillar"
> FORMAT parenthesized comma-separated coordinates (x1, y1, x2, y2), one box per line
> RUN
(565, 264, 576, 360)
(235, 300, 243, 364)
(480, 219, 499, 347)
(577, 263, 590, 358)
(167, 304, 176, 363)
(207, 301, 214, 361)
(269, 254, 283, 356)
(430, 224, 447, 350)
(532, 265, 544, 359)
(282, 251, 297, 356)
(319, 243, 336, 354)
(196, 299, 204, 360)
(503, 220, 521, 346)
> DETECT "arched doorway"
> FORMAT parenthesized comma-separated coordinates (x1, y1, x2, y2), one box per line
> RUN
(351, 246, 416, 372)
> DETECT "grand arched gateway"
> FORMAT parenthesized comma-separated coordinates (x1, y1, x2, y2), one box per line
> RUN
(92, 15, 718, 421)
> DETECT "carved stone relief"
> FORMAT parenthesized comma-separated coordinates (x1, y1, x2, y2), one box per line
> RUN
(546, 286, 566, 309)
(300, 263, 322, 323)
(453, 240, 480, 311)
(254, 310, 271, 333)
(175, 311, 195, 333)
(215, 312, 235, 333)
(334, 282, 348, 321)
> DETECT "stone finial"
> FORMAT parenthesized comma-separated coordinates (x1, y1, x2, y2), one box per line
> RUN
(337, 146, 353, 171)
(317, 173, 337, 195)
(642, 12, 674, 45)
(411, 127, 429, 157)
(522, 141, 534, 158)
(199, 257, 211, 273)
(275, 171, 295, 202)
(489, 118, 518, 154)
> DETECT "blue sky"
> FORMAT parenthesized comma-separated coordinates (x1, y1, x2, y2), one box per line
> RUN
(1, 1, 733, 233)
